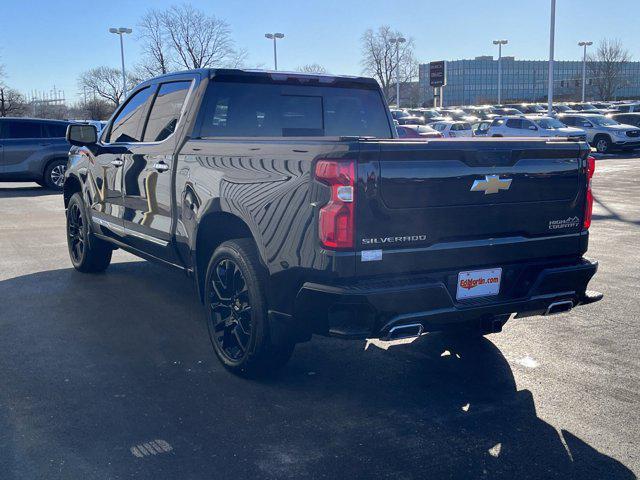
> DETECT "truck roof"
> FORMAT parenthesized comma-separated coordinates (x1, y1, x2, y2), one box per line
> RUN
(147, 68, 380, 88)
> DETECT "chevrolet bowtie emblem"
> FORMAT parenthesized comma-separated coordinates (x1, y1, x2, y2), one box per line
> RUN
(470, 175, 512, 195)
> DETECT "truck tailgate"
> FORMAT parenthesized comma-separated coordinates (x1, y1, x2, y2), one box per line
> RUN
(356, 138, 590, 275)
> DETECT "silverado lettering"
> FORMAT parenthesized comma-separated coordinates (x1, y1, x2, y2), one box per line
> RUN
(361, 235, 427, 245)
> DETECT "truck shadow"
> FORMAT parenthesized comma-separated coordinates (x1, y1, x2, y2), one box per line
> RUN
(0, 262, 635, 480)
(593, 195, 640, 227)
(0, 184, 58, 198)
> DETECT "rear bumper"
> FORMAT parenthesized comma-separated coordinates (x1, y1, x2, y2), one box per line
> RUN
(293, 257, 600, 339)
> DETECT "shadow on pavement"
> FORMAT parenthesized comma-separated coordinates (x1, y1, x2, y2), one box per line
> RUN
(593, 195, 640, 227)
(0, 184, 59, 198)
(0, 262, 635, 480)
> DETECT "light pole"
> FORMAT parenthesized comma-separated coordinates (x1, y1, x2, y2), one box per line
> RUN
(264, 33, 285, 70)
(493, 40, 508, 104)
(547, 0, 556, 114)
(389, 37, 406, 107)
(578, 41, 593, 102)
(109, 27, 132, 99)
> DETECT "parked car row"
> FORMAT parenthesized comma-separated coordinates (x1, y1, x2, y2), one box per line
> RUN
(0, 117, 106, 189)
(392, 101, 640, 153)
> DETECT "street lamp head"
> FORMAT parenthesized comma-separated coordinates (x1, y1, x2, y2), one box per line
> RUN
(110, 27, 132, 35)
(493, 39, 508, 45)
(578, 41, 593, 47)
(265, 33, 274, 39)
(397, 37, 406, 43)
(274, 33, 284, 39)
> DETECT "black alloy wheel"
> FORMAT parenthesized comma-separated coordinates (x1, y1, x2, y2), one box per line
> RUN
(208, 258, 253, 362)
(67, 202, 85, 264)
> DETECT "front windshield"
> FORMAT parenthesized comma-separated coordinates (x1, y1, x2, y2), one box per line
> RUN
(581, 104, 597, 111)
(591, 116, 619, 126)
(535, 117, 566, 129)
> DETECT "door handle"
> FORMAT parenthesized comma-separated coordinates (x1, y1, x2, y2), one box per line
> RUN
(111, 159, 124, 167)
(153, 162, 170, 172)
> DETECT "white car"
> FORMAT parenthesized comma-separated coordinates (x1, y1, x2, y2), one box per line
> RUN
(430, 121, 474, 138)
(486, 115, 586, 141)
(559, 114, 640, 153)
(611, 103, 640, 113)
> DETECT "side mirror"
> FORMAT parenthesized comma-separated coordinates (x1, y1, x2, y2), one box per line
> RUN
(529, 125, 538, 130)
(67, 123, 98, 146)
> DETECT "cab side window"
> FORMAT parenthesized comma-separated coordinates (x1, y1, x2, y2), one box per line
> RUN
(143, 81, 191, 142)
(108, 87, 154, 143)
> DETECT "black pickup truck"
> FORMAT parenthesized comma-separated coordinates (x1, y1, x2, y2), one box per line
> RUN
(63, 69, 601, 375)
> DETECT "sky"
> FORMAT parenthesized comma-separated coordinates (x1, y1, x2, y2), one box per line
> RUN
(0, 0, 638, 102)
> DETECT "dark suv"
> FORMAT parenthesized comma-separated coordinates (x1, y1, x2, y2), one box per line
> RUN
(0, 117, 71, 189)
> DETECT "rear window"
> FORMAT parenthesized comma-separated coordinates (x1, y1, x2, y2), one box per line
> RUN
(1, 121, 43, 139)
(197, 81, 392, 138)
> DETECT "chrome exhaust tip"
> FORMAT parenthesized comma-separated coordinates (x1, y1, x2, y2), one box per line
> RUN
(382, 323, 424, 341)
(545, 300, 574, 316)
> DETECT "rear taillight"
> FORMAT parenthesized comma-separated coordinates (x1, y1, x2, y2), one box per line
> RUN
(583, 155, 596, 230)
(315, 160, 355, 249)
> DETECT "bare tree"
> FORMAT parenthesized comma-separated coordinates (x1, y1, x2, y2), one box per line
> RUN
(360, 26, 417, 103)
(587, 39, 632, 100)
(137, 9, 171, 77)
(68, 99, 115, 120)
(0, 86, 26, 117)
(164, 4, 236, 69)
(296, 63, 328, 74)
(137, 5, 245, 75)
(78, 66, 138, 107)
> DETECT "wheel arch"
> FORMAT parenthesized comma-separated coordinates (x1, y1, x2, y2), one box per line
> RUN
(194, 211, 257, 303)
(593, 133, 611, 145)
(63, 173, 82, 208)
(42, 156, 68, 178)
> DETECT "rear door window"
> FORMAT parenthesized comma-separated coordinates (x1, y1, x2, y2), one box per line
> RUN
(143, 81, 191, 142)
(1, 121, 43, 139)
(505, 119, 522, 129)
(197, 81, 391, 138)
(108, 86, 154, 143)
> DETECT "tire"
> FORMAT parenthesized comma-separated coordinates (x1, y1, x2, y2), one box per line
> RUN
(43, 159, 67, 190)
(66, 193, 113, 273)
(204, 238, 295, 376)
(594, 135, 612, 154)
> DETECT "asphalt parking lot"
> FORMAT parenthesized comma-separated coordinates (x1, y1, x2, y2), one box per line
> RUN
(0, 154, 638, 480)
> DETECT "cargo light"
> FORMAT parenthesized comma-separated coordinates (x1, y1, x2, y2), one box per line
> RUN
(315, 160, 355, 249)
(583, 155, 596, 229)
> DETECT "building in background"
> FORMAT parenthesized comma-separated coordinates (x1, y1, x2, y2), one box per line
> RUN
(418, 56, 640, 106)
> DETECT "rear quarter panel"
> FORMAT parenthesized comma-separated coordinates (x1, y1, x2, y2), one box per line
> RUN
(174, 138, 359, 294)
